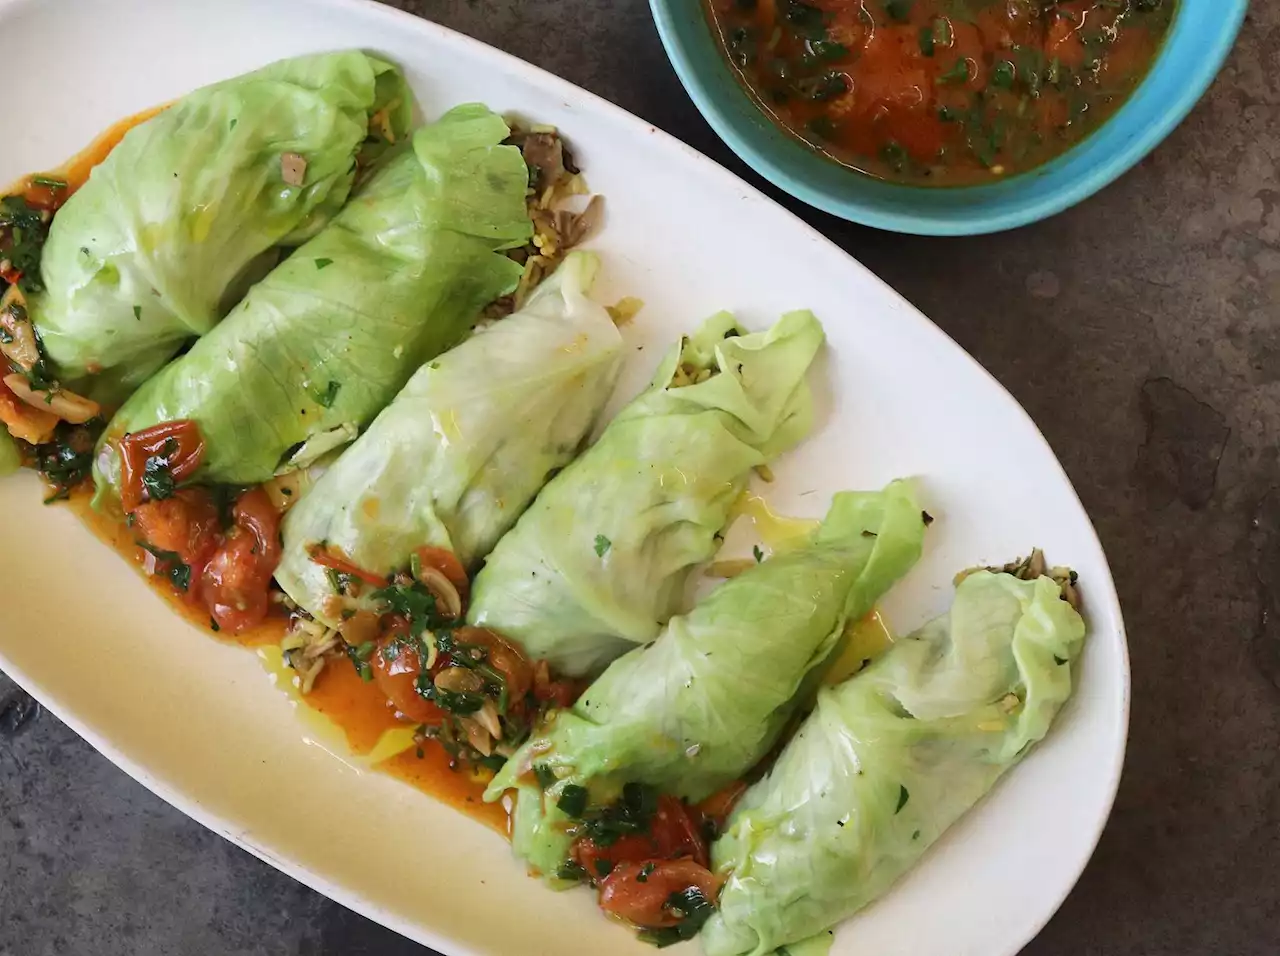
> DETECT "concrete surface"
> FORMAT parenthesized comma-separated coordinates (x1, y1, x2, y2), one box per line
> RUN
(3, 1, 1278, 953)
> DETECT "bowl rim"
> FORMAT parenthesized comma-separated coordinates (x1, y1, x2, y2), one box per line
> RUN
(650, 0, 1251, 235)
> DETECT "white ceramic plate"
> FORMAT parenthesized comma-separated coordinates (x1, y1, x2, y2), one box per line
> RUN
(0, 1, 1128, 954)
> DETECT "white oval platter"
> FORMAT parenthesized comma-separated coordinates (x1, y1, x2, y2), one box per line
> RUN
(0, 1, 1128, 954)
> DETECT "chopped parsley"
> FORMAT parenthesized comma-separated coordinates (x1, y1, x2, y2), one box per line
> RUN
(533, 763, 558, 790)
(345, 640, 376, 681)
(592, 859, 614, 878)
(312, 379, 341, 408)
(372, 581, 439, 632)
(555, 861, 589, 883)
(752, 544, 764, 563)
(938, 58, 971, 84)
(896, 784, 910, 814)
(325, 567, 354, 596)
(35, 419, 102, 502)
(314, 257, 334, 270)
(133, 305, 142, 320)
(141, 438, 180, 501)
(883, 0, 913, 22)
(0, 196, 51, 293)
(636, 861, 656, 883)
(140, 543, 192, 593)
(593, 534, 611, 558)
(557, 784, 589, 818)
(568, 781, 659, 846)
(637, 886, 716, 947)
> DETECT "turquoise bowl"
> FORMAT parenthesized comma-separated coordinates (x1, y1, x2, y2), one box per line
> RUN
(650, 0, 1249, 235)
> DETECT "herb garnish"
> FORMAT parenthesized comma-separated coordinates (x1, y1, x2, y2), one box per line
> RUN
(637, 887, 716, 947)
(563, 781, 659, 847)
(345, 640, 376, 682)
(594, 534, 611, 558)
(141, 437, 179, 501)
(312, 380, 341, 408)
(139, 543, 192, 592)
(35, 419, 103, 502)
(557, 784, 589, 818)
(0, 196, 51, 293)
(556, 861, 589, 883)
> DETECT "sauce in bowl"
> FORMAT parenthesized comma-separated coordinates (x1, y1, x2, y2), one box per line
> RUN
(705, 0, 1174, 185)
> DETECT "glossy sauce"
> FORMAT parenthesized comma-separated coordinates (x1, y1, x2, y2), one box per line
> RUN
(6, 104, 168, 202)
(72, 489, 506, 831)
(28, 102, 512, 835)
(705, 0, 1174, 185)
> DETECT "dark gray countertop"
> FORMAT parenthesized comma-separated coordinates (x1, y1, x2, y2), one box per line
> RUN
(3, 1, 1278, 954)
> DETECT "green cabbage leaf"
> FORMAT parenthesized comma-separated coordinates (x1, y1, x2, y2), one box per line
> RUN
(467, 309, 825, 676)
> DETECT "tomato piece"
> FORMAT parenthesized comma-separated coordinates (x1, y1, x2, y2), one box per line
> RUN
(453, 626, 532, 707)
(1045, 9, 1085, 70)
(414, 546, 470, 605)
(697, 781, 747, 831)
(532, 658, 583, 709)
(372, 636, 448, 725)
(651, 795, 709, 868)
(131, 488, 220, 566)
(201, 488, 281, 633)
(597, 859, 720, 929)
(573, 795, 709, 875)
(118, 420, 206, 513)
(308, 546, 388, 588)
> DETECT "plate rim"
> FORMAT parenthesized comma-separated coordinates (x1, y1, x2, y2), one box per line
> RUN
(0, 0, 1131, 952)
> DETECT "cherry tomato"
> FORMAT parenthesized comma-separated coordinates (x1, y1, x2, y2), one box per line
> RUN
(573, 795, 708, 876)
(597, 859, 720, 929)
(371, 636, 448, 725)
(532, 658, 583, 710)
(697, 780, 747, 831)
(118, 420, 206, 513)
(200, 488, 281, 633)
(131, 488, 220, 566)
(453, 626, 532, 707)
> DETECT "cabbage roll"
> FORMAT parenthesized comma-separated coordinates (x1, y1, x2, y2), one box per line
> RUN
(35, 52, 413, 401)
(467, 309, 825, 677)
(485, 482, 928, 877)
(94, 103, 533, 499)
(702, 563, 1087, 956)
(274, 252, 625, 625)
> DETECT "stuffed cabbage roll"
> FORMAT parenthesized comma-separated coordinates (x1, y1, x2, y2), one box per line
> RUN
(34, 52, 412, 402)
(94, 102, 533, 500)
(702, 561, 1087, 956)
(467, 309, 825, 677)
(274, 251, 625, 625)
(485, 482, 928, 878)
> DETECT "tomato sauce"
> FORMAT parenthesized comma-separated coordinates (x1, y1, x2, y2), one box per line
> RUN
(5, 103, 169, 207)
(70, 486, 506, 830)
(705, 0, 1174, 185)
(14, 99, 515, 835)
